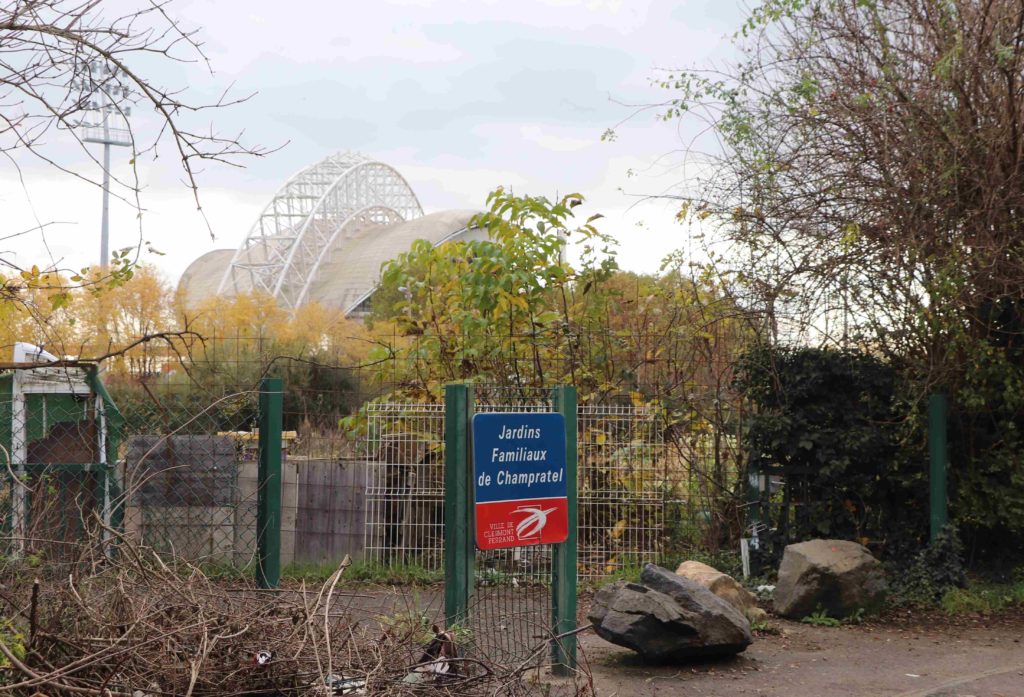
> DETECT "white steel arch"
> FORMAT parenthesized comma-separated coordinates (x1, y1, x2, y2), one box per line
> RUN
(217, 152, 423, 307)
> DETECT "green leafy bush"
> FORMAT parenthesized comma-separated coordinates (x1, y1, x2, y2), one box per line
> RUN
(737, 346, 924, 563)
(887, 526, 966, 608)
(947, 332, 1024, 555)
(917, 526, 967, 590)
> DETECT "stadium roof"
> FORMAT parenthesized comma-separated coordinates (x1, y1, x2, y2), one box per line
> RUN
(177, 152, 484, 315)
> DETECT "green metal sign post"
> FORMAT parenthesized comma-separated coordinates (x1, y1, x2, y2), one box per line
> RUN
(257, 377, 284, 589)
(444, 384, 474, 625)
(551, 385, 578, 675)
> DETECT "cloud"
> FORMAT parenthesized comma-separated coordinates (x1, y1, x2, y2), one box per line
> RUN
(520, 125, 594, 152)
(0, 0, 750, 284)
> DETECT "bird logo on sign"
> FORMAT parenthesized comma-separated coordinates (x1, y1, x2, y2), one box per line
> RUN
(513, 506, 557, 540)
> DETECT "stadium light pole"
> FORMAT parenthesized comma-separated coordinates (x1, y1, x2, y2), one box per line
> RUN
(74, 62, 133, 267)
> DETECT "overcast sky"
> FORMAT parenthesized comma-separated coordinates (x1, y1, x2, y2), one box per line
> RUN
(1, 0, 746, 285)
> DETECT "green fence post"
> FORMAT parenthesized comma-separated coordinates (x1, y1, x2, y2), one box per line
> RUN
(88, 367, 125, 553)
(257, 377, 284, 589)
(929, 391, 949, 542)
(551, 385, 578, 675)
(444, 384, 474, 626)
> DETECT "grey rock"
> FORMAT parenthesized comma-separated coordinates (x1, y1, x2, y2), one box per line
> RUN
(587, 563, 752, 661)
(773, 539, 888, 619)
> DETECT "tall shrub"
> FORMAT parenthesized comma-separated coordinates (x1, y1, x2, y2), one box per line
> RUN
(737, 346, 923, 559)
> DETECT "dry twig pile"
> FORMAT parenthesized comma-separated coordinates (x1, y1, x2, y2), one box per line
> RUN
(0, 542, 590, 697)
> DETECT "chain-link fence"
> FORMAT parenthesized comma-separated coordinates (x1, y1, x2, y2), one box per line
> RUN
(119, 390, 262, 569)
(0, 357, 273, 574)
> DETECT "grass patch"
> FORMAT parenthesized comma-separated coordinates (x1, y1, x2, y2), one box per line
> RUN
(332, 560, 444, 585)
(282, 560, 444, 585)
(579, 563, 644, 590)
(940, 581, 1024, 615)
(198, 561, 258, 580)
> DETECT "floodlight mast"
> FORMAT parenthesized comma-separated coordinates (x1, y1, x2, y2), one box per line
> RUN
(75, 62, 133, 267)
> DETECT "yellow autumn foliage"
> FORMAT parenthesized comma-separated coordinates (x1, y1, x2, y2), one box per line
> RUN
(0, 265, 376, 376)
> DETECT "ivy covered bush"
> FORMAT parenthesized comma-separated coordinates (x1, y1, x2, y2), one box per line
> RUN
(887, 526, 967, 607)
(947, 331, 1024, 560)
(736, 346, 926, 562)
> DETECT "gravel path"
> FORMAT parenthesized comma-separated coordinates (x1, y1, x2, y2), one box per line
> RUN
(579, 612, 1024, 697)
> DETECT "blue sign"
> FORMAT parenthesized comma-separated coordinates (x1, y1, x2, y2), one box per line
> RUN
(472, 412, 568, 549)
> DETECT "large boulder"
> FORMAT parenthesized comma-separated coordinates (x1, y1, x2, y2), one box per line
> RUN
(773, 539, 888, 619)
(588, 563, 752, 661)
(675, 560, 767, 623)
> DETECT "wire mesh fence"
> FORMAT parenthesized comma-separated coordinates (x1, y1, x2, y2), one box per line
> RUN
(363, 402, 446, 569)
(362, 396, 666, 580)
(467, 389, 556, 666)
(578, 403, 666, 576)
(0, 323, 735, 591)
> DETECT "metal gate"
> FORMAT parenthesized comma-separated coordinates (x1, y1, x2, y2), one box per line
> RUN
(442, 385, 573, 671)
(0, 359, 121, 565)
(361, 387, 666, 669)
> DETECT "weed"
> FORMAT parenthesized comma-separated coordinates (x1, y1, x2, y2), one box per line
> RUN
(940, 581, 1024, 615)
(843, 607, 866, 625)
(585, 563, 644, 588)
(0, 618, 26, 678)
(750, 618, 780, 635)
(377, 608, 436, 644)
(377, 608, 472, 645)
(199, 560, 256, 580)
(477, 567, 510, 586)
(800, 607, 841, 627)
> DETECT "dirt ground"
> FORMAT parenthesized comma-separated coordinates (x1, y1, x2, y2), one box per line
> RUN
(577, 610, 1024, 697)
(317, 584, 1024, 696)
